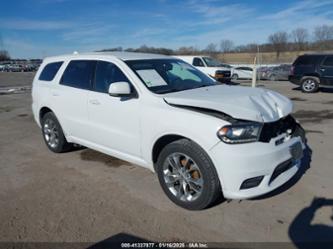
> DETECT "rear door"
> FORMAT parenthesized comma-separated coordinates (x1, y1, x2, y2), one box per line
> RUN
(55, 60, 96, 139)
(320, 56, 333, 85)
(86, 60, 141, 157)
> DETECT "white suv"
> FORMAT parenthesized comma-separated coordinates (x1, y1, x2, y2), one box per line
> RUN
(32, 52, 306, 210)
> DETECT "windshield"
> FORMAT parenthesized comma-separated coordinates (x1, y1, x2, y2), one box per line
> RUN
(203, 57, 224, 67)
(126, 59, 217, 94)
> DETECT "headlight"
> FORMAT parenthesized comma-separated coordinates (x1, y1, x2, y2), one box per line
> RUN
(217, 123, 262, 144)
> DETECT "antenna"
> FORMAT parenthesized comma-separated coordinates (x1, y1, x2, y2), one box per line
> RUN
(73, 51, 79, 55)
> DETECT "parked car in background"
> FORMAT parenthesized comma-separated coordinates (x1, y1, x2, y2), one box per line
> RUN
(257, 66, 269, 79)
(231, 66, 253, 80)
(174, 55, 231, 83)
(0, 61, 40, 72)
(5, 64, 23, 72)
(264, 64, 291, 81)
(32, 52, 306, 210)
(289, 54, 333, 93)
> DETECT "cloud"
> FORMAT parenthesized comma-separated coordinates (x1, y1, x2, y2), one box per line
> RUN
(0, 19, 73, 30)
(186, 0, 254, 25)
(260, 0, 333, 20)
(62, 23, 114, 42)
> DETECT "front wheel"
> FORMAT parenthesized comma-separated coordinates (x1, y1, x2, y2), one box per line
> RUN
(156, 139, 221, 210)
(231, 74, 239, 80)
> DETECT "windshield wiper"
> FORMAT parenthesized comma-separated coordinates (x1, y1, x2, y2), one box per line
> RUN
(195, 84, 214, 89)
(156, 84, 214, 94)
(155, 88, 179, 94)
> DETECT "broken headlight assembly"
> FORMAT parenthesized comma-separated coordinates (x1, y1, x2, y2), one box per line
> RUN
(217, 123, 263, 144)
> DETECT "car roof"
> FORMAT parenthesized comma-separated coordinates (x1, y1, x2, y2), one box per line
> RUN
(174, 55, 210, 58)
(301, 53, 333, 57)
(43, 51, 171, 63)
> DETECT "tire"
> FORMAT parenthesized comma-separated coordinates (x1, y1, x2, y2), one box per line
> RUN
(156, 139, 221, 210)
(231, 74, 238, 80)
(301, 77, 319, 93)
(269, 74, 277, 81)
(41, 112, 73, 153)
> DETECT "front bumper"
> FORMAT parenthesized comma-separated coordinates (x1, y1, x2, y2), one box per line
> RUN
(214, 71, 231, 83)
(209, 132, 305, 199)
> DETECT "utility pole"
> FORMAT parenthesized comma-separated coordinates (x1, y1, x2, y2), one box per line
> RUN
(257, 45, 260, 81)
(252, 56, 257, 88)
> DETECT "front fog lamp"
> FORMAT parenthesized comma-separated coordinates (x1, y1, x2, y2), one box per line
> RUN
(217, 123, 262, 144)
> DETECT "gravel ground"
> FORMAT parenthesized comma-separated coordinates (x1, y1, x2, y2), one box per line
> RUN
(0, 73, 332, 247)
(0, 72, 35, 88)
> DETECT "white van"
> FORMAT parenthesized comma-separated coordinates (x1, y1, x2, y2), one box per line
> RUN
(32, 52, 306, 210)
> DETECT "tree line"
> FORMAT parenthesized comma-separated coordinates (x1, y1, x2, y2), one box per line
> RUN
(98, 25, 333, 59)
(1, 25, 332, 61)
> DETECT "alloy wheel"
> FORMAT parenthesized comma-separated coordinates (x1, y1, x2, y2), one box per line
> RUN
(303, 79, 316, 92)
(163, 153, 204, 202)
(43, 118, 59, 148)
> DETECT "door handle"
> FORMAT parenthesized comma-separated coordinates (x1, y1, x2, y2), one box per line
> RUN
(51, 92, 60, 97)
(320, 68, 326, 71)
(89, 99, 101, 105)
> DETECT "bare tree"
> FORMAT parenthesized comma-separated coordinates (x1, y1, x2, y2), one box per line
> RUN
(204, 43, 217, 56)
(175, 46, 199, 55)
(313, 25, 333, 50)
(0, 50, 10, 61)
(97, 46, 123, 52)
(291, 28, 308, 51)
(268, 31, 288, 58)
(220, 39, 234, 53)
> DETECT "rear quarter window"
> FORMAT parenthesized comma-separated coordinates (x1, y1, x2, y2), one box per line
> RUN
(38, 62, 63, 81)
(294, 56, 321, 66)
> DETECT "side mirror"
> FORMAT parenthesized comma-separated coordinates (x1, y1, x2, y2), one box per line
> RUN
(108, 81, 132, 97)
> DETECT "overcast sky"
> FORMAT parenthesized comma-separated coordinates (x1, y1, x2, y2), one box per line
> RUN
(1, 0, 333, 58)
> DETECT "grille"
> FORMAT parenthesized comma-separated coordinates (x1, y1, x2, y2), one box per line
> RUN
(215, 70, 231, 77)
(259, 115, 297, 143)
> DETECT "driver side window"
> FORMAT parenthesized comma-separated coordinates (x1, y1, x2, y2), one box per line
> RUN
(193, 57, 204, 67)
(94, 61, 129, 93)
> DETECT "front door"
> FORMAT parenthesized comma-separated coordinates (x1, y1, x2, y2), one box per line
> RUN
(87, 60, 141, 157)
(320, 56, 333, 85)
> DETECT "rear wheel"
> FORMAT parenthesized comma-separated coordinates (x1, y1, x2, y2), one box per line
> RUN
(41, 112, 73, 153)
(156, 139, 221, 210)
(301, 77, 319, 93)
(269, 74, 277, 81)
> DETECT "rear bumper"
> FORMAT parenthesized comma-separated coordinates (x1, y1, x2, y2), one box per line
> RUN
(209, 132, 305, 199)
(288, 75, 301, 85)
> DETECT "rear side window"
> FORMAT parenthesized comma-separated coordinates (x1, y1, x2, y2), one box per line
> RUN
(60, 60, 96, 90)
(38, 62, 63, 81)
(322, 56, 333, 67)
(193, 57, 204, 67)
(294, 56, 321, 66)
(94, 61, 129, 93)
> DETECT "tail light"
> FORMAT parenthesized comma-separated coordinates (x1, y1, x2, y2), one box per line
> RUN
(290, 66, 295, 75)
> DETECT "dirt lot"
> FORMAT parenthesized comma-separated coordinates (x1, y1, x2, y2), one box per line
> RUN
(0, 73, 332, 247)
(0, 72, 35, 88)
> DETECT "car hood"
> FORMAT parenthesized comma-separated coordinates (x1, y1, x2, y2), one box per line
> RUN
(163, 85, 292, 123)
